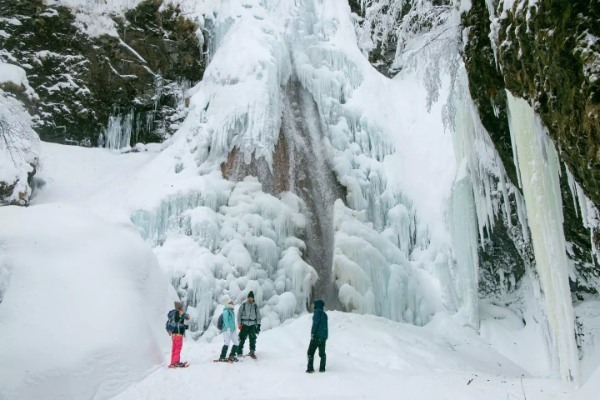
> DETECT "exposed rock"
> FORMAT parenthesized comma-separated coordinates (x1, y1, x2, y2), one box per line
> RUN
(0, 0, 204, 147)
(462, 0, 600, 295)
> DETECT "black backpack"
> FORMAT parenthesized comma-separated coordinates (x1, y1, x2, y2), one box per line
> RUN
(166, 310, 177, 333)
(217, 313, 224, 330)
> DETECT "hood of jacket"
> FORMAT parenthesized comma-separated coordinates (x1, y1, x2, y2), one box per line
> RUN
(314, 300, 325, 310)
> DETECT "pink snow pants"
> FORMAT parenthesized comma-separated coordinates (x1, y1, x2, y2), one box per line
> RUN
(171, 334, 183, 365)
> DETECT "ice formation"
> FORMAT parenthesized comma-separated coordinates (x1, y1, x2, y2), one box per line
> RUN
(566, 167, 600, 265)
(506, 91, 580, 383)
(122, 0, 455, 335)
(103, 2, 593, 385)
(132, 173, 316, 337)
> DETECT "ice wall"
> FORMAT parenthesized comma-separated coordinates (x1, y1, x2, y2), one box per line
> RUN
(285, 0, 445, 322)
(132, 173, 316, 338)
(506, 91, 580, 382)
(126, 0, 508, 336)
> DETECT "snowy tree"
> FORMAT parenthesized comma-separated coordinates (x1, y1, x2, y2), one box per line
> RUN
(357, 0, 462, 126)
(0, 94, 40, 205)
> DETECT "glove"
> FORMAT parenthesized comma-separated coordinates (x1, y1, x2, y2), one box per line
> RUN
(238, 324, 242, 330)
(255, 324, 261, 335)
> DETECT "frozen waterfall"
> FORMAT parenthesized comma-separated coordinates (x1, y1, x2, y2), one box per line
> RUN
(506, 91, 580, 383)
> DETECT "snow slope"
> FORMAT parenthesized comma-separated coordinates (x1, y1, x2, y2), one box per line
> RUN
(113, 312, 572, 400)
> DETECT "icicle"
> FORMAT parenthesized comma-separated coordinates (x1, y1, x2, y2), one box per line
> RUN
(564, 166, 600, 264)
(506, 90, 580, 383)
(449, 158, 480, 329)
(105, 109, 133, 149)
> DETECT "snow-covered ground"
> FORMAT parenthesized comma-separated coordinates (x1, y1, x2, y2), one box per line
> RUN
(0, 142, 593, 399)
(113, 312, 573, 400)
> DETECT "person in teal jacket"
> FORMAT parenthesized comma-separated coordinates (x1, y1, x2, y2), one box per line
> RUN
(306, 299, 328, 373)
(219, 298, 239, 362)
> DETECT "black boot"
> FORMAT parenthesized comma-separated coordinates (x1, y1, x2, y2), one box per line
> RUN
(229, 345, 238, 361)
(306, 355, 315, 373)
(319, 354, 326, 372)
(219, 345, 228, 361)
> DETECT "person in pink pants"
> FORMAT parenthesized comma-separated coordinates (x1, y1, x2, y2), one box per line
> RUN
(166, 301, 190, 368)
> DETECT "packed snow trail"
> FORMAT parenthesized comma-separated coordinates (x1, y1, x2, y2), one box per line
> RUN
(112, 312, 571, 400)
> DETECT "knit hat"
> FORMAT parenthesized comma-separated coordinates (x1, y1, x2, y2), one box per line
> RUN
(174, 301, 183, 310)
(247, 291, 255, 299)
(223, 296, 234, 307)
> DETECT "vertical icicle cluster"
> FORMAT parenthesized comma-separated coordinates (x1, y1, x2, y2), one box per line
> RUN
(566, 168, 600, 266)
(506, 91, 580, 383)
(132, 175, 316, 338)
(449, 160, 480, 328)
(105, 110, 133, 150)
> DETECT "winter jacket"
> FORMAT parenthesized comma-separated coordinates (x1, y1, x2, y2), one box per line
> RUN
(311, 300, 328, 340)
(222, 307, 236, 332)
(168, 310, 190, 335)
(237, 301, 261, 326)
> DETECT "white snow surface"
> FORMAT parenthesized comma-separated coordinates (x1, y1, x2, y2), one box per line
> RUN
(0, 203, 171, 400)
(112, 311, 573, 400)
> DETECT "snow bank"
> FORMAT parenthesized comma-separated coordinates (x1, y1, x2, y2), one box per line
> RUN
(577, 364, 600, 399)
(0, 203, 170, 400)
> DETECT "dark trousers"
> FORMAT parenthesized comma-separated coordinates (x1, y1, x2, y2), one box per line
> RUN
(307, 337, 326, 371)
(238, 324, 257, 354)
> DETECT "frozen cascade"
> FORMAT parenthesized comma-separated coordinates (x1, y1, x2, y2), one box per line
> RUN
(132, 174, 317, 337)
(506, 91, 580, 382)
(129, 0, 475, 334)
(105, 110, 133, 150)
(449, 159, 480, 329)
(277, 81, 346, 307)
(565, 167, 600, 265)
(286, 0, 435, 320)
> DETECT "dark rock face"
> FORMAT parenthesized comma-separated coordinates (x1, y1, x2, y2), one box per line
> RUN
(0, 0, 203, 147)
(462, 0, 600, 295)
(461, 0, 516, 185)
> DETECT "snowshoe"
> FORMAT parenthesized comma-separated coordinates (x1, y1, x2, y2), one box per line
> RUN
(169, 362, 189, 368)
(249, 351, 257, 359)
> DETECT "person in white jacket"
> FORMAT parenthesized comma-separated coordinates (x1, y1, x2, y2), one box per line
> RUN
(219, 298, 239, 362)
